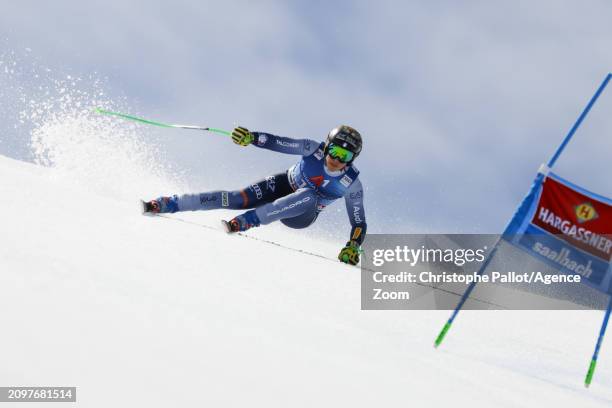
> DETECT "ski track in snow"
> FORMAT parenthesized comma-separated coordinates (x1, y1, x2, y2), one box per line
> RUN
(2, 154, 612, 407)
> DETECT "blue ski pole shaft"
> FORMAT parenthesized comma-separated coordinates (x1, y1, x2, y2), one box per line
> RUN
(585, 296, 612, 387)
(434, 241, 501, 347)
(548, 73, 611, 168)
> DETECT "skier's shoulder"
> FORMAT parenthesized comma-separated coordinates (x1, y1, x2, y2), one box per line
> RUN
(337, 166, 361, 193)
(346, 164, 360, 180)
(304, 140, 325, 157)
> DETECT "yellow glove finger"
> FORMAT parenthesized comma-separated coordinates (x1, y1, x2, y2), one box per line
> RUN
(231, 126, 252, 146)
(231, 128, 245, 142)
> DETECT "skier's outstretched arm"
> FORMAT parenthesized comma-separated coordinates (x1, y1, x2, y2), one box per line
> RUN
(231, 126, 319, 156)
(339, 179, 367, 265)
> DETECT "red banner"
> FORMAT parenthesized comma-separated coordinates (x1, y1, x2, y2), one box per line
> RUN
(531, 177, 612, 261)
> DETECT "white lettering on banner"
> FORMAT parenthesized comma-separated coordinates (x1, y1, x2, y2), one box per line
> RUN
(537, 207, 612, 255)
(532, 241, 593, 278)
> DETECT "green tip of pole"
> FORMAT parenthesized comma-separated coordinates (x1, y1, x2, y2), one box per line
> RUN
(585, 359, 597, 387)
(92, 107, 173, 128)
(435, 322, 452, 348)
(342, 254, 349, 262)
(206, 127, 232, 136)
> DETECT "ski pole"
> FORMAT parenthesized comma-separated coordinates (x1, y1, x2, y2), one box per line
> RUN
(94, 108, 231, 136)
(585, 296, 612, 387)
(434, 241, 501, 347)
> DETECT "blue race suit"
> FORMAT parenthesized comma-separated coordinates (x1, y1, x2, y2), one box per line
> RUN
(171, 131, 367, 245)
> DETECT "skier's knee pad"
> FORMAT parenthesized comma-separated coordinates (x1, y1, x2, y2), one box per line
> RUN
(278, 189, 319, 229)
(274, 188, 318, 228)
(280, 211, 318, 229)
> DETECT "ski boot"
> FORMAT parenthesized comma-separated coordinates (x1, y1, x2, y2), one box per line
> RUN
(141, 196, 179, 214)
(222, 210, 260, 233)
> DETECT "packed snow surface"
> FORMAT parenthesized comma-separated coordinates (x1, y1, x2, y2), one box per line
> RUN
(2, 153, 612, 407)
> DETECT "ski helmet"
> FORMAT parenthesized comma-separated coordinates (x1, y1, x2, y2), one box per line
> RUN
(325, 125, 362, 163)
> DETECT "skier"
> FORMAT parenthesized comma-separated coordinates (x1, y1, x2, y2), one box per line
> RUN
(143, 125, 367, 265)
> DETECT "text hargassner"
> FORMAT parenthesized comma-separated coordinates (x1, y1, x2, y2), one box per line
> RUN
(372, 271, 582, 285)
(372, 245, 487, 267)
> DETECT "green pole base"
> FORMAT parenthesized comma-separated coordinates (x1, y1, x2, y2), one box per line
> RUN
(585, 359, 597, 388)
(435, 322, 452, 348)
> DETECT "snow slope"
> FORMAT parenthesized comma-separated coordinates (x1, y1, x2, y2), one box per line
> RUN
(2, 154, 612, 407)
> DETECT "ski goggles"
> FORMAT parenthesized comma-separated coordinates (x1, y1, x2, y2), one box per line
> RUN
(327, 144, 354, 163)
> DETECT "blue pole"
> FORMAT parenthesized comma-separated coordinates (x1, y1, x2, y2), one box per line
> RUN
(434, 244, 500, 347)
(435, 172, 547, 347)
(585, 296, 612, 387)
(547, 73, 612, 168)
(435, 74, 612, 349)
